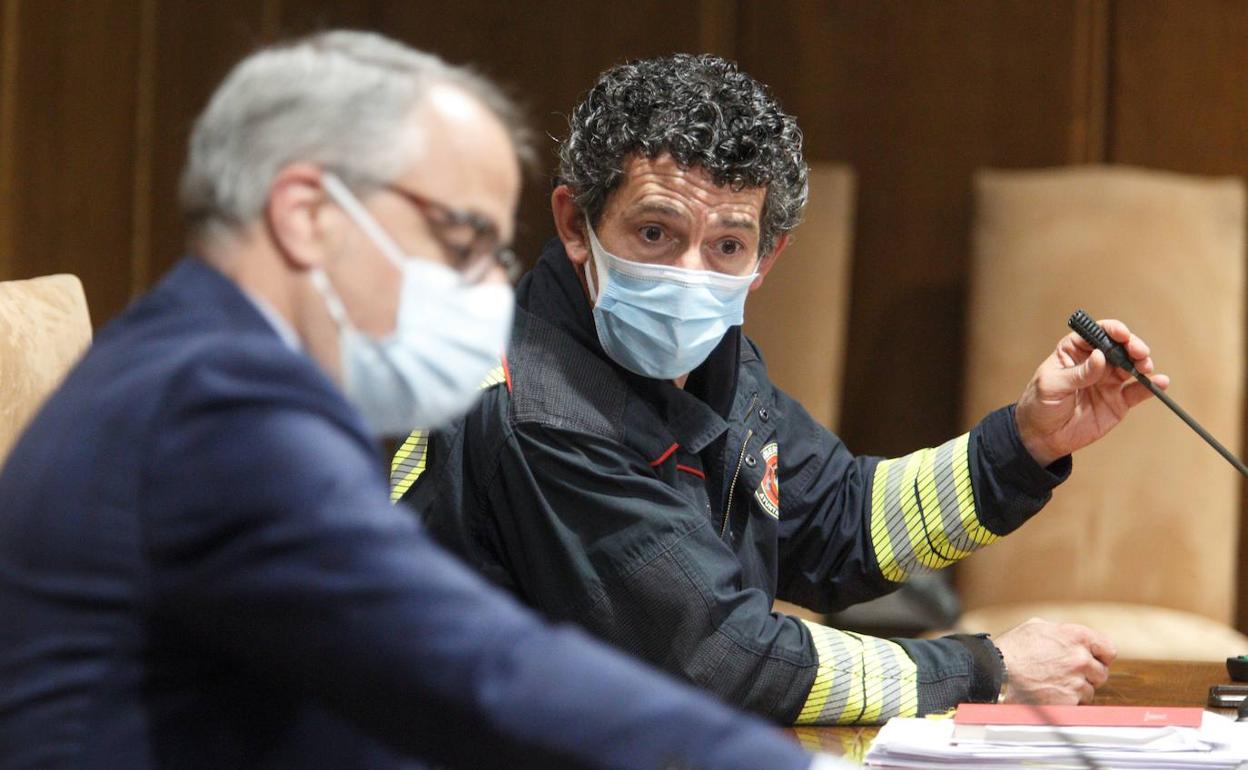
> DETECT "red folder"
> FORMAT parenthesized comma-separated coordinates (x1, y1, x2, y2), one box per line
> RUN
(954, 703, 1203, 728)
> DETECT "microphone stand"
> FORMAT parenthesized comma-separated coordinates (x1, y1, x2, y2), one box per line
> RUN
(1068, 310, 1248, 478)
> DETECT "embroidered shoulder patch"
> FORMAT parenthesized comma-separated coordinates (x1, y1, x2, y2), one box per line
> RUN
(753, 441, 780, 518)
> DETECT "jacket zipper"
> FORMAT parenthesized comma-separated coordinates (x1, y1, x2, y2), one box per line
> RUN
(720, 394, 759, 539)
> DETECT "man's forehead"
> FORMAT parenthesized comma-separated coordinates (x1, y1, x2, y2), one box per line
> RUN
(396, 88, 521, 238)
(612, 153, 766, 213)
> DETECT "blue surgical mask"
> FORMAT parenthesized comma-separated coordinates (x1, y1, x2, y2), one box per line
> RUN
(312, 173, 513, 436)
(585, 220, 756, 380)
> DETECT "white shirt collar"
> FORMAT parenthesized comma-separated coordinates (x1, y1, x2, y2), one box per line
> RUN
(241, 290, 302, 352)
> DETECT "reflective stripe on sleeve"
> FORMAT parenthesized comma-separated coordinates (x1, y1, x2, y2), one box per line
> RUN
(388, 364, 506, 503)
(795, 619, 917, 725)
(867, 432, 998, 583)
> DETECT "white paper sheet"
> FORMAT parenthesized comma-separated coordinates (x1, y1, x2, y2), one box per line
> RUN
(864, 711, 1248, 769)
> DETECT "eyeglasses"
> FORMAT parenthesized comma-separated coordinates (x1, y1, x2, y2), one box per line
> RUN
(381, 183, 520, 283)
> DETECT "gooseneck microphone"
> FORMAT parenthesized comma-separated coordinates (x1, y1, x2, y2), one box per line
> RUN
(1067, 310, 1248, 478)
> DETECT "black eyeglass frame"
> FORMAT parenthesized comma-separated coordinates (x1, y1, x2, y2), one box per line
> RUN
(379, 182, 520, 283)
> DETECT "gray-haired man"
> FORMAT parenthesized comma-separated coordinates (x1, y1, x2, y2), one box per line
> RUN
(0, 33, 842, 769)
(401, 54, 1165, 725)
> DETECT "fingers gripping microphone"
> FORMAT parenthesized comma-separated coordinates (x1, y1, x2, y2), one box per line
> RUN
(1068, 310, 1137, 373)
(1067, 310, 1248, 478)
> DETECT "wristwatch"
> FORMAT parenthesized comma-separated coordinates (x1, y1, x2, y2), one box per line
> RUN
(989, 637, 1010, 703)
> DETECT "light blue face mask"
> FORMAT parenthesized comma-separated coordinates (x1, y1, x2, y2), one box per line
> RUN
(585, 220, 757, 380)
(312, 174, 514, 437)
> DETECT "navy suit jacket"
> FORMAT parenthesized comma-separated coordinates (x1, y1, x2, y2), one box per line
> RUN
(0, 259, 811, 770)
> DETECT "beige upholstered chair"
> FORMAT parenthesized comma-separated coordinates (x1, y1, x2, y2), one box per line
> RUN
(0, 275, 92, 467)
(957, 165, 1248, 659)
(745, 164, 855, 430)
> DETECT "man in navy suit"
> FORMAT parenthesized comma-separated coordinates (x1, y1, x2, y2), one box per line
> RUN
(0, 31, 837, 770)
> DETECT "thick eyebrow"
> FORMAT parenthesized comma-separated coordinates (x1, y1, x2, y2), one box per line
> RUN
(712, 214, 759, 234)
(628, 202, 759, 234)
(629, 201, 687, 221)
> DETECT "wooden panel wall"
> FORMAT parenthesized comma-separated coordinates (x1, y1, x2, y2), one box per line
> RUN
(1110, 1, 1248, 175)
(0, 0, 728, 322)
(739, 0, 1111, 455)
(1, 0, 146, 324)
(3, 1, 1248, 622)
(146, 0, 282, 284)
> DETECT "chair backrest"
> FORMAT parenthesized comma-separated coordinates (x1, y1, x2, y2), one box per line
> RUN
(0, 275, 93, 466)
(745, 164, 856, 430)
(958, 165, 1246, 625)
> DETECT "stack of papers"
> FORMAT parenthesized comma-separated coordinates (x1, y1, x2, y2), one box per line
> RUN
(864, 709, 1248, 769)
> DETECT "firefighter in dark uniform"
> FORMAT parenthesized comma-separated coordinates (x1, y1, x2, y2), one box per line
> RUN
(394, 54, 1165, 725)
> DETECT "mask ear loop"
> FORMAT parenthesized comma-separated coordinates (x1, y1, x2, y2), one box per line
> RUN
(321, 172, 409, 270)
(309, 173, 379, 336)
(583, 218, 611, 303)
(316, 171, 421, 339)
(308, 269, 351, 329)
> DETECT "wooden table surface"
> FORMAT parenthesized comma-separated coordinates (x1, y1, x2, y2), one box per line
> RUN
(786, 659, 1232, 762)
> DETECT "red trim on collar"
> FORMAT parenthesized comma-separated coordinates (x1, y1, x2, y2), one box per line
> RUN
(676, 464, 705, 479)
(502, 354, 512, 393)
(649, 443, 679, 466)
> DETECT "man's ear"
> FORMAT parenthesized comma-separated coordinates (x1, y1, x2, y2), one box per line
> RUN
(265, 163, 339, 271)
(551, 185, 590, 268)
(749, 232, 790, 291)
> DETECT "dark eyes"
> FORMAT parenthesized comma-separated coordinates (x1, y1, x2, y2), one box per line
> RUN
(640, 225, 664, 242)
(635, 225, 750, 261)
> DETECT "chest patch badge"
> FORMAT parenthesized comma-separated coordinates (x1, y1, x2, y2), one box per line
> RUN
(753, 441, 780, 518)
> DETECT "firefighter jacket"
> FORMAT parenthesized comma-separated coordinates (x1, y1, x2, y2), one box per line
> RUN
(393, 239, 1072, 725)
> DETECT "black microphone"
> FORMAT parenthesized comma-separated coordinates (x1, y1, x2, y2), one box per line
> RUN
(1067, 310, 1248, 478)
(1067, 310, 1137, 373)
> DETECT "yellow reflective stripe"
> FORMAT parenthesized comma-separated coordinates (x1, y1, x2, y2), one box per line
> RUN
(832, 632, 865, 724)
(856, 633, 887, 724)
(477, 365, 506, 389)
(868, 432, 998, 581)
(389, 431, 428, 503)
(390, 429, 420, 475)
(914, 445, 975, 561)
(868, 458, 903, 582)
(896, 449, 954, 572)
(795, 621, 917, 725)
(953, 433, 997, 548)
(913, 448, 966, 561)
(388, 364, 505, 503)
(796, 620, 839, 723)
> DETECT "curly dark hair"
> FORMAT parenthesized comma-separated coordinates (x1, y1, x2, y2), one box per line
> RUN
(557, 53, 807, 254)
